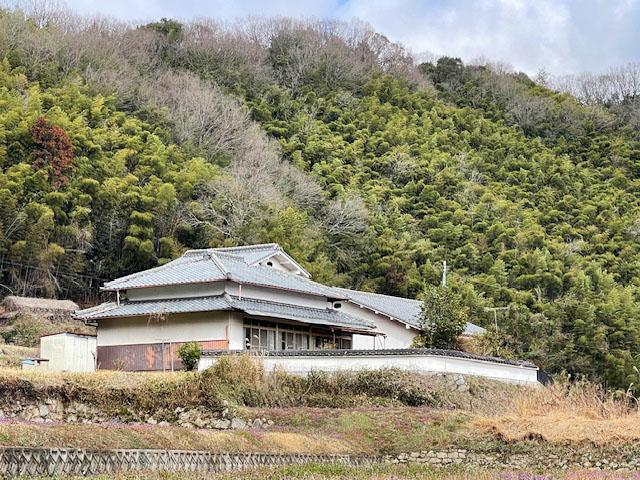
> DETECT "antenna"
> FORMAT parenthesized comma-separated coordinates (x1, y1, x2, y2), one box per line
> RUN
(484, 306, 509, 330)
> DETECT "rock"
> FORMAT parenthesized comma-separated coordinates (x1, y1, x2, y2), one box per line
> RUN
(251, 418, 263, 429)
(211, 419, 231, 430)
(193, 416, 209, 428)
(158, 421, 170, 427)
(38, 404, 49, 418)
(230, 417, 247, 429)
(146, 417, 157, 425)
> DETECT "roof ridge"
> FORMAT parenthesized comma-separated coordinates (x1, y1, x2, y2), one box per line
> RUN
(207, 252, 230, 277)
(186, 243, 279, 254)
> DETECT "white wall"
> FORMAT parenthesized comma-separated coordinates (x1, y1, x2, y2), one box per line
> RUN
(226, 284, 331, 309)
(97, 311, 234, 346)
(126, 283, 226, 301)
(198, 353, 539, 386)
(40, 334, 96, 372)
(257, 256, 289, 273)
(341, 303, 418, 349)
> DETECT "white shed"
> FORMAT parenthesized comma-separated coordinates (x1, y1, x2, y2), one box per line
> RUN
(39, 333, 96, 372)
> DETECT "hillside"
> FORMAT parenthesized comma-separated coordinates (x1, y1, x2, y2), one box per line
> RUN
(0, 7, 639, 389)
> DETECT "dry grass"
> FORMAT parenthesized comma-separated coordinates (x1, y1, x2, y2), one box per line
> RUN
(0, 355, 528, 417)
(0, 422, 353, 454)
(0, 344, 38, 368)
(473, 380, 640, 444)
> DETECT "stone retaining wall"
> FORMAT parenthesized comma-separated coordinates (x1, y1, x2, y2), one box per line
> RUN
(385, 448, 640, 471)
(0, 399, 271, 430)
(0, 448, 377, 477)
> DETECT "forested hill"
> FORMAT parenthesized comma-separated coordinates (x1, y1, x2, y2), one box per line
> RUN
(1, 8, 640, 389)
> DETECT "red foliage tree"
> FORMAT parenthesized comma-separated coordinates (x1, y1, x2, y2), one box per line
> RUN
(30, 117, 75, 187)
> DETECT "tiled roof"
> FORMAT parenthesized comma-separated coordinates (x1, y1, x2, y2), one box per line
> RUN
(232, 297, 373, 330)
(75, 294, 373, 331)
(75, 295, 233, 320)
(103, 255, 226, 290)
(184, 243, 311, 277)
(103, 251, 344, 299)
(185, 244, 281, 266)
(335, 287, 485, 336)
(217, 253, 342, 298)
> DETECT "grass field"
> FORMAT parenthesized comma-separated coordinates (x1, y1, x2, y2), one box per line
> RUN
(474, 381, 640, 444)
(0, 344, 38, 368)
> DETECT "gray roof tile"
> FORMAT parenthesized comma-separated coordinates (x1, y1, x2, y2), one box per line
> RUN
(335, 287, 485, 336)
(76, 295, 233, 320)
(184, 244, 281, 265)
(232, 296, 373, 330)
(104, 250, 344, 299)
(103, 255, 226, 290)
(76, 294, 373, 331)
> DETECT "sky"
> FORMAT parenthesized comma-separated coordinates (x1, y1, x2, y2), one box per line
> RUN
(59, 0, 640, 75)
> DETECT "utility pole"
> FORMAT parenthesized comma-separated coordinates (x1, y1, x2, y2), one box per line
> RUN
(484, 306, 509, 330)
(441, 260, 448, 287)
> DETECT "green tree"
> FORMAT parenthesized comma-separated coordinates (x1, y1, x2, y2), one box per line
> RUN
(414, 286, 469, 350)
(177, 342, 201, 371)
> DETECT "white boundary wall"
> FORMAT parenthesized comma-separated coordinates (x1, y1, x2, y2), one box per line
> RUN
(198, 351, 539, 385)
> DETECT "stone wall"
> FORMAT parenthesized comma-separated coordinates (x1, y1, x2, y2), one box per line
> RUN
(385, 448, 640, 471)
(0, 399, 271, 431)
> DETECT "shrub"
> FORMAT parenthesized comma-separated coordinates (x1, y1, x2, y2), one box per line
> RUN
(177, 342, 201, 371)
(414, 286, 468, 349)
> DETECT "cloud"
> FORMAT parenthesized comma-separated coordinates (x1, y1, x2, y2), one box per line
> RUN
(59, 0, 640, 75)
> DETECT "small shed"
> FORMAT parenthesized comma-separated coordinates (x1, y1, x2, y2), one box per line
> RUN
(39, 332, 96, 372)
(0, 296, 79, 323)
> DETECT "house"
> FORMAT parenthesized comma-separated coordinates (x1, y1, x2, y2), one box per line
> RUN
(0, 296, 79, 324)
(74, 244, 485, 371)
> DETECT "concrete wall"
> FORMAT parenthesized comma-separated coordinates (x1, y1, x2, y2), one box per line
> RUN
(198, 352, 539, 385)
(343, 303, 418, 349)
(97, 311, 237, 347)
(40, 334, 96, 372)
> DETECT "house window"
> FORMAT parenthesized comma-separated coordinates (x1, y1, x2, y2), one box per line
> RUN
(244, 319, 310, 351)
(314, 335, 352, 350)
(281, 331, 309, 350)
(244, 326, 276, 350)
(244, 319, 352, 351)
